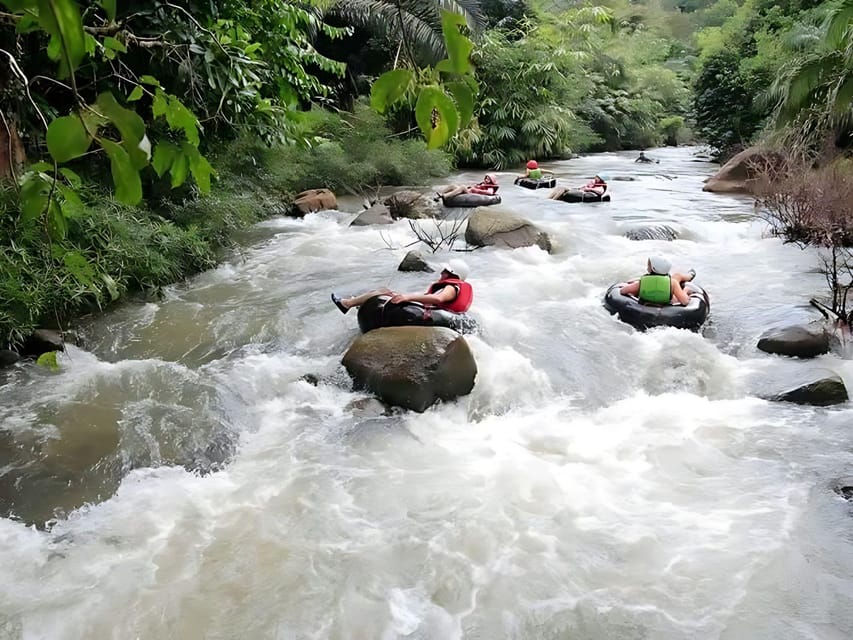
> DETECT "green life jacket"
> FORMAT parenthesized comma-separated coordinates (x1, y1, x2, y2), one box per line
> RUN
(528, 168, 542, 179)
(638, 274, 672, 304)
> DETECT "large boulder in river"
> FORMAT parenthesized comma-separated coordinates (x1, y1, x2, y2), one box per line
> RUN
(703, 146, 783, 194)
(350, 203, 393, 226)
(398, 250, 434, 272)
(20, 329, 65, 358)
(384, 190, 442, 220)
(292, 188, 338, 216)
(757, 324, 830, 358)
(342, 326, 477, 412)
(0, 349, 20, 366)
(465, 206, 552, 253)
(772, 376, 848, 406)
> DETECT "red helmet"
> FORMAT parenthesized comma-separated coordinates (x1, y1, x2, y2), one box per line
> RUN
(526, 160, 538, 169)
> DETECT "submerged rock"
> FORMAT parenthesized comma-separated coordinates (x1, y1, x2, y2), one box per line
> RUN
(465, 206, 552, 253)
(772, 376, 848, 406)
(624, 225, 679, 241)
(832, 477, 853, 501)
(342, 326, 477, 412)
(757, 324, 830, 358)
(292, 188, 338, 216)
(350, 203, 393, 226)
(398, 250, 434, 272)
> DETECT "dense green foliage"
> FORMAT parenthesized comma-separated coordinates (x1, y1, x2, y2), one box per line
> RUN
(690, 0, 853, 158)
(0, 102, 451, 344)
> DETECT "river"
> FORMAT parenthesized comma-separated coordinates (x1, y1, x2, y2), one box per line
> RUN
(2, 147, 853, 639)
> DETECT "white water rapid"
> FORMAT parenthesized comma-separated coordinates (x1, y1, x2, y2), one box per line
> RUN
(2, 147, 853, 639)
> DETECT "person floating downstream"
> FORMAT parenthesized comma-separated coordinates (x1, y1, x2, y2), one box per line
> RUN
(635, 151, 658, 164)
(548, 173, 608, 200)
(515, 160, 553, 183)
(436, 174, 499, 201)
(331, 259, 473, 314)
(619, 256, 696, 306)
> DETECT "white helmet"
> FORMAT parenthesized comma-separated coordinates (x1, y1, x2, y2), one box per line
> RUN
(440, 258, 470, 281)
(648, 256, 671, 275)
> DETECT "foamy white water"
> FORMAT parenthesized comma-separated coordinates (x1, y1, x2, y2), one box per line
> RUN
(2, 148, 853, 639)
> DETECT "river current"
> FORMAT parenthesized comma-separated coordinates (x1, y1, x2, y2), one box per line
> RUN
(2, 147, 853, 639)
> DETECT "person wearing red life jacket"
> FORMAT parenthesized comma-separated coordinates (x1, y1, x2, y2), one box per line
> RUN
(331, 259, 473, 314)
(581, 173, 608, 195)
(436, 174, 499, 200)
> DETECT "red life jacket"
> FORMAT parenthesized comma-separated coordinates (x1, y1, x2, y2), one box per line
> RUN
(468, 181, 499, 196)
(582, 179, 606, 195)
(427, 278, 473, 313)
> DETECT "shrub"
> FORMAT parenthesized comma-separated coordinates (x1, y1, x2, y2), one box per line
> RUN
(755, 152, 853, 320)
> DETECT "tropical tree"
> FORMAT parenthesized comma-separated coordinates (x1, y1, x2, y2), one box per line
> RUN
(327, 0, 485, 65)
(767, 0, 853, 141)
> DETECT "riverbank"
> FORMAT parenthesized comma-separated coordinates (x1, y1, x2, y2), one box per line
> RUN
(0, 106, 452, 355)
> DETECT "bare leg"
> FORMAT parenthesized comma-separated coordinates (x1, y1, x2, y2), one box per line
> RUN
(341, 288, 393, 309)
(548, 187, 568, 200)
(439, 185, 467, 198)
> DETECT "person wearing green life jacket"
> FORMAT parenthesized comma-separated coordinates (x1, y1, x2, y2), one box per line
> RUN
(619, 256, 696, 305)
(518, 160, 553, 181)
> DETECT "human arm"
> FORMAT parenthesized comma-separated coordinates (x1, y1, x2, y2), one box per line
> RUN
(671, 280, 691, 305)
(619, 281, 640, 296)
(389, 285, 457, 306)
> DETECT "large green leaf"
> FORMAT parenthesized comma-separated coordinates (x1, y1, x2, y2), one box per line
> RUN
(170, 153, 189, 188)
(446, 81, 475, 128)
(46, 115, 91, 162)
(47, 198, 67, 240)
(151, 141, 179, 177)
(184, 143, 214, 193)
(370, 69, 414, 114)
(99, 138, 142, 204)
(440, 10, 474, 75)
(19, 174, 50, 223)
(415, 86, 460, 149)
(95, 92, 148, 169)
(38, 0, 86, 78)
(102, 36, 126, 53)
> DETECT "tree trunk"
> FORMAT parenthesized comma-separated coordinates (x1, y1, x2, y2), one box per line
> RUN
(0, 112, 26, 179)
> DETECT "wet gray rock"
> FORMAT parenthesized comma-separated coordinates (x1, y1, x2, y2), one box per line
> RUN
(612, 176, 637, 181)
(20, 329, 65, 358)
(0, 349, 20, 366)
(624, 225, 679, 241)
(465, 206, 552, 253)
(398, 250, 434, 273)
(300, 373, 320, 386)
(342, 326, 477, 413)
(350, 203, 393, 226)
(383, 190, 442, 220)
(345, 397, 390, 416)
(757, 324, 830, 358)
(772, 376, 848, 406)
(832, 477, 853, 501)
